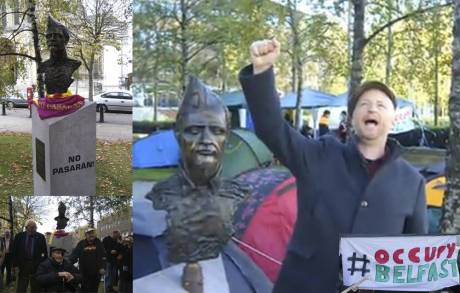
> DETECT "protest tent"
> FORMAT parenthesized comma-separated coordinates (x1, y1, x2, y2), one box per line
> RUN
(223, 129, 273, 178)
(280, 88, 339, 109)
(233, 167, 296, 282)
(132, 129, 273, 178)
(132, 130, 179, 168)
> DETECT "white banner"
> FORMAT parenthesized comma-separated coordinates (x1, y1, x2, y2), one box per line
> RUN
(391, 106, 415, 134)
(340, 235, 459, 291)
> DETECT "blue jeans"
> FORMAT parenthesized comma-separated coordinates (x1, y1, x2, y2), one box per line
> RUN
(105, 262, 118, 290)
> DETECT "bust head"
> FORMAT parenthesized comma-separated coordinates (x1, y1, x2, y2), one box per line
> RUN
(175, 77, 230, 185)
(46, 16, 70, 54)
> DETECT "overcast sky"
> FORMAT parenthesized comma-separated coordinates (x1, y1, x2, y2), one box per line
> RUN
(33, 197, 101, 234)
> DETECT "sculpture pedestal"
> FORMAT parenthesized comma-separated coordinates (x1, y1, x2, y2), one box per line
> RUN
(32, 102, 96, 196)
(50, 230, 75, 257)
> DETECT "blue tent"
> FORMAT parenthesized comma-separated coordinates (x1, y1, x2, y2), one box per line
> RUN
(132, 130, 179, 168)
(280, 88, 338, 108)
(222, 90, 246, 107)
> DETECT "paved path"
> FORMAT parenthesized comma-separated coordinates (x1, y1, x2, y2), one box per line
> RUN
(0, 108, 132, 141)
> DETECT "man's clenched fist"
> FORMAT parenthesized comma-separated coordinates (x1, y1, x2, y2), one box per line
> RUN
(250, 38, 280, 74)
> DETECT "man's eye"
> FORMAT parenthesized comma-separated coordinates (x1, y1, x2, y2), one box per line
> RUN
(211, 127, 225, 135)
(185, 127, 200, 134)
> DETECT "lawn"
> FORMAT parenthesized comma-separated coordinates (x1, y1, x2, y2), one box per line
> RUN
(132, 167, 176, 182)
(0, 132, 131, 196)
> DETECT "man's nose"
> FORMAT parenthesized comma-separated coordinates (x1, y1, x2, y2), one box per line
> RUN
(367, 104, 378, 112)
(200, 127, 212, 143)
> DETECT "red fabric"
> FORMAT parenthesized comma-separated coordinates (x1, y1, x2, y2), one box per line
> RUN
(31, 94, 85, 119)
(239, 176, 297, 282)
(367, 147, 390, 177)
(53, 230, 69, 238)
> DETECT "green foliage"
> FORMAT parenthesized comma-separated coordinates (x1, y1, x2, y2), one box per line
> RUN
(136, 0, 454, 116)
(58, 196, 131, 227)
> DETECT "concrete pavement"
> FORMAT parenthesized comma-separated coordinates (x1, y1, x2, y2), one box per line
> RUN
(0, 108, 132, 141)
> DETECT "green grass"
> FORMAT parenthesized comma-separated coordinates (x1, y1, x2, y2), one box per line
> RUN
(132, 167, 176, 182)
(0, 132, 131, 196)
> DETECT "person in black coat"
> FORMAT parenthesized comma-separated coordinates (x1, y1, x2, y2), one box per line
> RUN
(11, 220, 48, 293)
(239, 39, 427, 292)
(35, 247, 81, 293)
(68, 228, 106, 293)
(1, 230, 14, 286)
(103, 230, 123, 292)
(119, 237, 132, 293)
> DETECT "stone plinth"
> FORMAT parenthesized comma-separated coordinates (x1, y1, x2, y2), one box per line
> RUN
(32, 102, 96, 196)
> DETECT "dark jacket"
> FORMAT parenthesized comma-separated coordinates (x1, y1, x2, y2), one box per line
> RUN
(239, 65, 427, 292)
(69, 238, 106, 276)
(35, 258, 82, 293)
(121, 245, 132, 281)
(102, 236, 122, 264)
(12, 231, 48, 271)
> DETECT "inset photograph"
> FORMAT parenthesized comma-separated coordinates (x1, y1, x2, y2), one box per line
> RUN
(0, 1, 132, 196)
(0, 195, 132, 293)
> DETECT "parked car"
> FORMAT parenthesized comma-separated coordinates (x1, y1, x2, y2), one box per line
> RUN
(5, 96, 28, 109)
(93, 90, 133, 112)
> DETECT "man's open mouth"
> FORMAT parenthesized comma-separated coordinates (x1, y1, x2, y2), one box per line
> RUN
(364, 118, 379, 126)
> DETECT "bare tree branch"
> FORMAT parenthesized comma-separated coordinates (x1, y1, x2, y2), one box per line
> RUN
(364, 2, 453, 46)
(0, 52, 36, 61)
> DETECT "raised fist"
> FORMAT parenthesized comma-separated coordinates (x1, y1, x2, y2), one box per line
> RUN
(250, 38, 281, 74)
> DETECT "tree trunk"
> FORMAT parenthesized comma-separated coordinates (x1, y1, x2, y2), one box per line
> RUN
(385, 3, 393, 85)
(179, 0, 188, 95)
(294, 61, 303, 129)
(87, 54, 94, 102)
(347, 0, 353, 69)
(27, 0, 43, 97)
(350, 0, 366, 98)
(153, 82, 158, 122)
(8, 196, 13, 234)
(288, 0, 302, 129)
(434, 42, 439, 126)
(291, 57, 296, 92)
(89, 197, 95, 228)
(221, 46, 227, 92)
(441, 0, 460, 233)
(433, 9, 440, 126)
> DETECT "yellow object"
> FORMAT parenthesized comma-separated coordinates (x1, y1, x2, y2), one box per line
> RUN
(319, 116, 329, 126)
(48, 90, 73, 99)
(425, 175, 446, 208)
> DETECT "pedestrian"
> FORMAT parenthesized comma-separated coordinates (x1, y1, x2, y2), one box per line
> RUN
(338, 110, 348, 143)
(35, 246, 81, 293)
(239, 38, 427, 292)
(1, 230, 13, 286)
(11, 220, 48, 293)
(318, 109, 331, 136)
(0, 233, 5, 291)
(103, 230, 123, 292)
(119, 237, 132, 293)
(68, 228, 106, 293)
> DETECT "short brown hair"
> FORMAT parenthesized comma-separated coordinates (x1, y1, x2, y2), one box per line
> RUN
(348, 81, 396, 116)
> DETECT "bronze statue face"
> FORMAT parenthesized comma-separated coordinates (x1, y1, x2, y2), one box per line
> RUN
(175, 76, 229, 184)
(177, 108, 227, 183)
(46, 26, 66, 53)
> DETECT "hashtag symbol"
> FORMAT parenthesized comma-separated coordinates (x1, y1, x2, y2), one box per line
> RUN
(347, 252, 370, 277)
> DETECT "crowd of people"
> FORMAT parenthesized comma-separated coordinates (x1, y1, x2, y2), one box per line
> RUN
(0, 220, 132, 293)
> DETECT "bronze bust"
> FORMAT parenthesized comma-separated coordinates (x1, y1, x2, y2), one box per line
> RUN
(54, 202, 69, 230)
(38, 16, 81, 95)
(146, 77, 248, 292)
